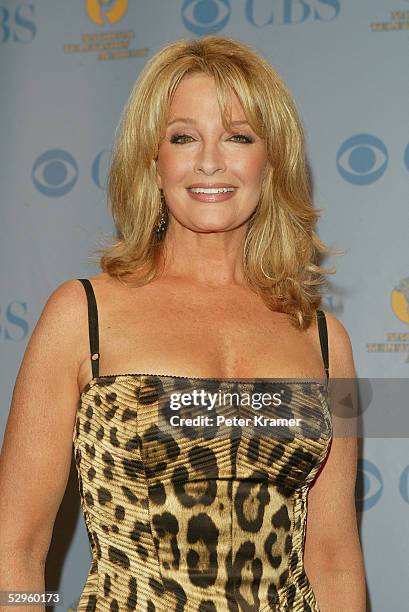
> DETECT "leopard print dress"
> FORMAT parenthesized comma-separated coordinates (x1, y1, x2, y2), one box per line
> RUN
(73, 279, 333, 612)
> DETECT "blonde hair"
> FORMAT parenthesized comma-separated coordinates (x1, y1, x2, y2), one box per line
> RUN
(93, 35, 341, 329)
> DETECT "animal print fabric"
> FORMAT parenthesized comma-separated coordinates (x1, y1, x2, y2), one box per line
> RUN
(73, 374, 332, 611)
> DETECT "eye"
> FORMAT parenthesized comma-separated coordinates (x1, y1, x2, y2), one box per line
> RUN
(169, 133, 195, 144)
(229, 133, 254, 144)
(170, 134, 254, 144)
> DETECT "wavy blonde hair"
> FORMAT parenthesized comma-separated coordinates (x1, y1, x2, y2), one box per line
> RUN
(93, 35, 340, 329)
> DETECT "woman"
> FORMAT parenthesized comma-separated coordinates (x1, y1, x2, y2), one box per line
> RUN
(0, 36, 365, 611)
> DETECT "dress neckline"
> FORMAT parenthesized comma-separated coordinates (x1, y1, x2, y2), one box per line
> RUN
(79, 371, 328, 399)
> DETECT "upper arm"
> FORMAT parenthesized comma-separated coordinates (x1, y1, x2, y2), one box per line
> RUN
(304, 312, 362, 570)
(0, 279, 87, 563)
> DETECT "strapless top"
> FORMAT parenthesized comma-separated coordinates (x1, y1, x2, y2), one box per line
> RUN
(72, 373, 332, 612)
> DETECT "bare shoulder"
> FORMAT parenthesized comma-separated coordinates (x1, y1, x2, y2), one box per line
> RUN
(29, 277, 97, 378)
(50, 272, 118, 350)
(41, 278, 88, 342)
(46, 277, 87, 310)
(45, 273, 111, 325)
(321, 310, 356, 379)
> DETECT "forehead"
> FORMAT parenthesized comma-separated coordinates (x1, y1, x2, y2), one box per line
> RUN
(167, 72, 246, 121)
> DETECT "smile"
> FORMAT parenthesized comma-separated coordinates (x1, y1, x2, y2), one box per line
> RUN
(188, 187, 235, 194)
(186, 185, 238, 203)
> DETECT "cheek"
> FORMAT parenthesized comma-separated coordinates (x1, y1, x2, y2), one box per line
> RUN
(157, 148, 193, 184)
(235, 152, 267, 186)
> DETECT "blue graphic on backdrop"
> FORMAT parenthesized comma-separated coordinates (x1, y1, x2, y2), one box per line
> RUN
(1, 300, 29, 341)
(356, 458, 383, 511)
(182, 0, 231, 34)
(92, 150, 112, 189)
(404, 143, 409, 172)
(337, 134, 388, 185)
(32, 149, 79, 197)
(181, 0, 340, 32)
(399, 465, 409, 504)
(0, 4, 36, 44)
(245, 0, 340, 26)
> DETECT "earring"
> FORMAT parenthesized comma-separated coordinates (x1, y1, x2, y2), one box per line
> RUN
(155, 190, 168, 240)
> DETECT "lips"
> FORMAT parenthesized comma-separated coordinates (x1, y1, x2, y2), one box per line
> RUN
(186, 183, 238, 203)
(187, 183, 237, 189)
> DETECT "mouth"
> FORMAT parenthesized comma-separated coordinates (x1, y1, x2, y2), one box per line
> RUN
(188, 187, 236, 194)
(186, 183, 238, 202)
(187, 183, 237, 194)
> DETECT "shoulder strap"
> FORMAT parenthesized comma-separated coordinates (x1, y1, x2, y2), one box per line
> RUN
(316, 309, 329, 382)
(77, 278, 100, 378)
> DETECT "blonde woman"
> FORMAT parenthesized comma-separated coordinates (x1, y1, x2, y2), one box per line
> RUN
(0, 37, 366, 611)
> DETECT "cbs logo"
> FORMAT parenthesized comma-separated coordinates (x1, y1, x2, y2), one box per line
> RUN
(32, 149, 111, 197)
(337, 134, 409, 185)
(181, 0, 340, 35)
(0, 3, 36, 44)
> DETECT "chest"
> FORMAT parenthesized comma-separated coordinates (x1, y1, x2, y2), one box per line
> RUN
(97, 289, 320, 378)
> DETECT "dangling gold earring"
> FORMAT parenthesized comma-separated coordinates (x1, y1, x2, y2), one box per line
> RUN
(155, 190, 168, 240)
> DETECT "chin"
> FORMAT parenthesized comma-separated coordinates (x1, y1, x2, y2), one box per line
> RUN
(189, 218, 238, 232)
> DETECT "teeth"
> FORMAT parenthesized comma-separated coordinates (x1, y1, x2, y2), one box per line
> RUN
(189, 187, 235, 194)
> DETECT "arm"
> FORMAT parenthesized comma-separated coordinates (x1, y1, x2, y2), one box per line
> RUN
(0, 280, 88, 612)
(303, 312, 367, 612)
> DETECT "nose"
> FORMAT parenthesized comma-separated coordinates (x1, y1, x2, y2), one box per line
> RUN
(194, 140, 226, 175)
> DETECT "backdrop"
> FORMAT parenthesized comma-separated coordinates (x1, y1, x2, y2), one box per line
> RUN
(1, 1, 408, 610)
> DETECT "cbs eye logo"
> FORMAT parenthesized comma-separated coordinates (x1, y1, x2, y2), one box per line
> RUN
(356, 458, 383, 511)
(32, 148, 110, 197)
(337, 133, 409, 185)
(32, 150, 78, 197)
(356, 459, 409, 509)
(399, 465, 409, 505)
(181, 0, 231, 35)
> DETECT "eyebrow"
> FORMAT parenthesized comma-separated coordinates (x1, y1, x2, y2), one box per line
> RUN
(167, 117, 250, 127)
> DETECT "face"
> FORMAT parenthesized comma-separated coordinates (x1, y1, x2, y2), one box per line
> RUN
(155, 72, 268, 234)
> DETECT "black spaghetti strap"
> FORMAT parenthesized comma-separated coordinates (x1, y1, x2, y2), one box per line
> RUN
(316, 309, 329, 383)
(77, 278, 100, 378)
